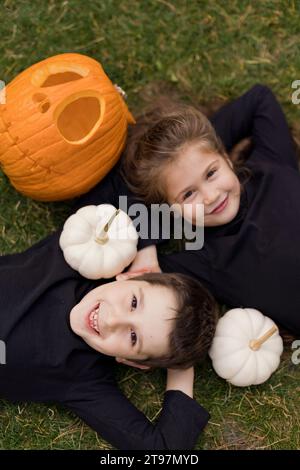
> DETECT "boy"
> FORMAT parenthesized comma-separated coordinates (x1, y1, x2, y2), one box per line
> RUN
(0, 226, 218, 450)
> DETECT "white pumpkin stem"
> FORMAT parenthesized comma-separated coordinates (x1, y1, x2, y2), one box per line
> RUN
(249, 325, 278, 351)
(95, 209, 120, 244)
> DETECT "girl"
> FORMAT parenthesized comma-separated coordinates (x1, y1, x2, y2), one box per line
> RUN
(120, 84, 300, 335)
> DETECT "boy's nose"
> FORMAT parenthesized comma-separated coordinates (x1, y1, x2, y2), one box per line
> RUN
(102, 305, 125, 332)
(103, 311, 118, 330)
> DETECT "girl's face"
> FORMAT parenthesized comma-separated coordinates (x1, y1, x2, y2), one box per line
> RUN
(70, 280, 176, 362)
(163, 143, 241, 227)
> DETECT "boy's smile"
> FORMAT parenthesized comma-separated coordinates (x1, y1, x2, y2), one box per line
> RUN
(164, 143, 241, 227)
(87, 302, 101, 334)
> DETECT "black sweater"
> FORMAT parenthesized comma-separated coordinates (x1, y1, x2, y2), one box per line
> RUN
(0, 205, 209, 450)
(1, 83, 297, 450)
(73, 84, 300, 334)
(158, 84, 300, 334)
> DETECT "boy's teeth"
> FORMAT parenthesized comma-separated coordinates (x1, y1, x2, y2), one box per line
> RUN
(93, 312, 99, 332)
(90, 304, 100, 333)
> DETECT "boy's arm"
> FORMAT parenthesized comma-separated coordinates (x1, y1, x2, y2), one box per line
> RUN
(211, 84, 298, 170)
(66, 377, 209, 450)
(166, 366, 194, 398)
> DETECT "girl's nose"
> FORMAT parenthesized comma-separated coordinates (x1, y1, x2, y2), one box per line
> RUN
(203, 191, 219, 206)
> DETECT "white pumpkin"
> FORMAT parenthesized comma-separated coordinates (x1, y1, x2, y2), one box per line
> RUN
(59, 204, 138, 279)
(209, 308, 283, 387)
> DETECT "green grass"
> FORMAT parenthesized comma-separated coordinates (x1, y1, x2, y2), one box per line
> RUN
(0, 0, 300, 450)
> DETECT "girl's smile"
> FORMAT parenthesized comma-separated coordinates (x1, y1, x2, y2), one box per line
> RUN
(209, 194, 229, 214)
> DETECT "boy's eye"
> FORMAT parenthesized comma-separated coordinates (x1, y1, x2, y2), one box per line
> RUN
(183, 190, 194, 201)
(131, 295, 138, 310)
(207, 169, 217, 179)
(131, 329, 137, 346)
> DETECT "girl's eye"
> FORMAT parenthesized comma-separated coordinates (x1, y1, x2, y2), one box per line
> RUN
(207, 169, 217, 179)
(183, 190, 194, 201)
(131, 295, 138, 310)
(131, 329, 137, 346)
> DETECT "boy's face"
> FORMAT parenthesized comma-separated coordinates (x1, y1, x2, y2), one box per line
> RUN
(164, 143, 241, 227)
(70, 280, 176, 362)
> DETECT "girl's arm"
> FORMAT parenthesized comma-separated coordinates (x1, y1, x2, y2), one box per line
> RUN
(211, 84, 298, 170)
(70, 162, 167, 251)
(66, 377, 209, 450)
(157, 249, 215, 297)
(126, 244, 161, 274)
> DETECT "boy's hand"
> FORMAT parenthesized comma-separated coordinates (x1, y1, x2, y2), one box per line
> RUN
(166, 367, 194, 398)
(116, 245, 161, 280)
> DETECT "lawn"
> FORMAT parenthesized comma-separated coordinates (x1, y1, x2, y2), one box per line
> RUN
(0, 0, 299, 450)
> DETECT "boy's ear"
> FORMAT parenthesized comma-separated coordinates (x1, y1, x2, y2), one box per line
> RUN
(115, 357, 151, 370)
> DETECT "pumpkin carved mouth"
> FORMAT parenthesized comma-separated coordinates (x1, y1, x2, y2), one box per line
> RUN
(56, 95, 102, 143)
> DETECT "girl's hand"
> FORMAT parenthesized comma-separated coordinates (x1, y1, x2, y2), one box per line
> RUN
(116, 268, 153, 281)
(116, 245, 161, 280)
(166, 367, 194, 398)
(129, 245, 161, 273)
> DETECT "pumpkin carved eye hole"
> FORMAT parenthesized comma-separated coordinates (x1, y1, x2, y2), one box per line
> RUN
(31, 65, 89, 88)
(41, 71, 84, 87)
(32, 93, 51, 113)
(39, 101, 50, 113)
(32, 93, 47, 103)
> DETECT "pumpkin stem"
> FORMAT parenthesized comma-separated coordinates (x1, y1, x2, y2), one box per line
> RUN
(249, 325, 278, 351)
(95, 209, 120, 244)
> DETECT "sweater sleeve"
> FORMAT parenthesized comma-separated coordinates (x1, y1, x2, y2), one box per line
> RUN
(157, 247, 214, 296)
(70, 163, 166, 250)
(66, 381, 209, 450)
(211, 84, 298, 170)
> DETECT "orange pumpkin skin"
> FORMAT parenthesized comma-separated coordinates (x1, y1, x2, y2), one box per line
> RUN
(0, 53, 135, 201)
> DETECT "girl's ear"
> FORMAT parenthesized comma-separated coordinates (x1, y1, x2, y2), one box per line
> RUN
(115, 357, 151, 370)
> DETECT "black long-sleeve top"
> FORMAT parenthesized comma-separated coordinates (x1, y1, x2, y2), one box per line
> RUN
(2, 83, 296, 450)
(74, 84, 300, 334)
(0, 205, 209, 450)
(158, 84, 300, 334)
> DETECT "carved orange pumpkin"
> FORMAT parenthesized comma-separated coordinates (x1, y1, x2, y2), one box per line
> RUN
(0, 53, 135, 201)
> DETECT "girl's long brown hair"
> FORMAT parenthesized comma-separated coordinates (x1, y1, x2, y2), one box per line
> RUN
(121, 96, 251, 205)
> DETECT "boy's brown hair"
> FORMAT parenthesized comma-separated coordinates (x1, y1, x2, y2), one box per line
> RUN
(130, 272, 219, 369)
